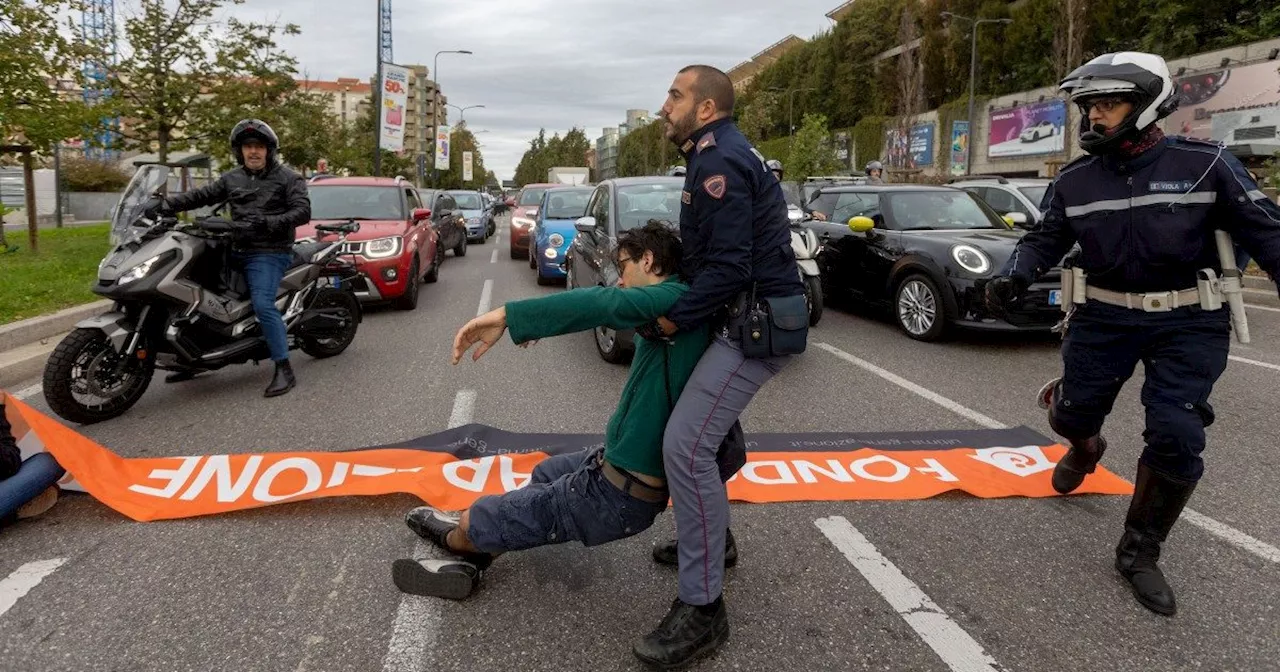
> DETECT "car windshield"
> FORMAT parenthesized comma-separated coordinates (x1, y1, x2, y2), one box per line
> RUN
(1019, 185, 1048, 209)
(309, 186, 404, 220)
(884, 191, 1005, 231)
(519, 188, 548, 206)
(543, 189, 592, 219)
(617, 183, 683, 231)
(450, 192, 484, 210)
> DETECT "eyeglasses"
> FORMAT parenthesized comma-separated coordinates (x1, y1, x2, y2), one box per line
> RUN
(1079, 97, 1128, 113)
(615, 255, 636, 271)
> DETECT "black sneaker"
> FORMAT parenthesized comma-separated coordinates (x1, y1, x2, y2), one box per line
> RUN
(404, 506, 494, 570)
(391, 558, 480, 600)
(633, 597, 729, 670)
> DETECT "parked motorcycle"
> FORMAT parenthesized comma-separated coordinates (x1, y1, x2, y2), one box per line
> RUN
(790, 221, 823, 326)
(43, 164, 364, 425)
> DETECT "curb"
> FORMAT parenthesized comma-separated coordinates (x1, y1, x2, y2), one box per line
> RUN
(1243, 275, 1278, 308)
(0, 337, 58, 389)
(0, 300, 112, 353)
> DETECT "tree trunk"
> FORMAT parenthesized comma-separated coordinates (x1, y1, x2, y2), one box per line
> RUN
(24, 151, 38, 253)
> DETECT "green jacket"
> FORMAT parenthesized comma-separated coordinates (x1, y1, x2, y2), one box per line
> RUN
(505, 278, 709, 478)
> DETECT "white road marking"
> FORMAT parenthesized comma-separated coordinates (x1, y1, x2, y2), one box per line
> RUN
(1229, 355, 1280, 372)
(490, 249, 498, 264)
(816, 341, 1280, 565)
(815, 517, 1006, 672)
(381, 389, 476, 672)
(11, 384, 42, 401)
(0, 558, 67, 618)
(1244, 303, 1280, 313)
(476, 279, 493, 316)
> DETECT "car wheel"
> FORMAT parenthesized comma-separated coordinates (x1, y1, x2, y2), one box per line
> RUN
(894, 274, 948, 342)
(529, 244, 537, 269)
(595, 325, 632, 365)
(566, 259, 576, 288)
(510, 243, 521, 260)
(424, 249, 440, 283)
(394, 259, 420, 310)
(454, 233, 467, 257)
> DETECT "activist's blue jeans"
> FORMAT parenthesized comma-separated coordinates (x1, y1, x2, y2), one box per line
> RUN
(237, 252, 292, 362)
(466, 448, 668, 554)
(0, 453, 64, 521)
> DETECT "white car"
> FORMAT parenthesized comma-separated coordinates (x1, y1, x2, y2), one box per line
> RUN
(1020, 120, 1056, 142)
(949, 177, 1051, 229)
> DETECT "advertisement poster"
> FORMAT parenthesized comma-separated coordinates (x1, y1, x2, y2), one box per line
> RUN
(884, 123, 936, 169)
(987, 99, 1066, 157)
(462, 151, 473, 182)
(378, 64, 409, 153)
(950, 120, 970, 176)
(1166, 60, 1280, 141)
(434, 125, 451, 171)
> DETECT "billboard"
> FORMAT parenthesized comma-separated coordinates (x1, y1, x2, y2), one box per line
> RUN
(987, 99, 1066, 158)
(950, 121, 970, 176)
(462, 151, 474, 182)
(379, 63, 409, 153)
(434, 125, 451, 170)
(884, 122, 935, 169)
(1165, 60, 1280, 142)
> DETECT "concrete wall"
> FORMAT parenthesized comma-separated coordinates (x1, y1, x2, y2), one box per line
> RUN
(66, 192, 122, 222)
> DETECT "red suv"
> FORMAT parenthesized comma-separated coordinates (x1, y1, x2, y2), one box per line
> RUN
(509, 183, 557, 259)
(298, 176, 442, 311)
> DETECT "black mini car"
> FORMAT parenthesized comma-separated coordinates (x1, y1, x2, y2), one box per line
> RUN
(805, 185, 1062, 341)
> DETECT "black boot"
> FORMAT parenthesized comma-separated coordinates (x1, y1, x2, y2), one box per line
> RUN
(634, 597, 729, 670)
(405, 506, 493, 570)
(652, 527, 737, 568)
(264, 360, 295, 398)
(1051, 435, 1108, 494)
(1114, 462, 1196, 616)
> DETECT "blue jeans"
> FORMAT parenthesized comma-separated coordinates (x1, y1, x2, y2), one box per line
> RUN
(237, 252, 292, 362)
(466, 448, 668, 554)
(0, 453, 64, 521)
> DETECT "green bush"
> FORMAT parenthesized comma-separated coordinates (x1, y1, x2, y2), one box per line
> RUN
(60, 156, 131, 192)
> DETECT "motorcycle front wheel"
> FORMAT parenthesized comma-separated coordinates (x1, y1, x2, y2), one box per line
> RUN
(43, 327, 155, 425)
(804, 275, 824, 327)
(299, 288, 360, 358)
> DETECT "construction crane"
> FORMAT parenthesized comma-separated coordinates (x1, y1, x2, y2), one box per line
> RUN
(80, 0, 119, 159)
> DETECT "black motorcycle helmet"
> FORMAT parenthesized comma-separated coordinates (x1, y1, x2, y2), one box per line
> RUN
(230, 119, 280, 167)
(1058, 51, 1179, 156)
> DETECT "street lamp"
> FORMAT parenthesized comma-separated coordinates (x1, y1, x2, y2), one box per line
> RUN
(769, 86, 818, 147)
(940, 11, 1013, 175)
(432, 49, 473, 185)
(448, 103, 485, 126)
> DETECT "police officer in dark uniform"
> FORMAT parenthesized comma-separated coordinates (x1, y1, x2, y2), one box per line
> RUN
(986, 52, 1280, 616)
(631, 64, 805, 669)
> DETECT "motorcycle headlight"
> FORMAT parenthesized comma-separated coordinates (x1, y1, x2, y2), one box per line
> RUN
(363, 237, 402, 259)
(117, 253, 167, 286)
(951, 244, 992, 275)
(548, 233, 565, 248)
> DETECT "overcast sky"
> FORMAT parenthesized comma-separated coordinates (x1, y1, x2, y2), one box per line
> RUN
(222, 0, 844, 180)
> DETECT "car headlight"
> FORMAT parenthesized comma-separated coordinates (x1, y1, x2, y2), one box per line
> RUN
(467, 217, 480, 225)
(513, 217, 534, 228)
(951, 244, 991, 275)
(544, 247, 558, 259)
(364, 236, 402, 259)
(548, 233, 565, 248)
(117, 253, 167, 286)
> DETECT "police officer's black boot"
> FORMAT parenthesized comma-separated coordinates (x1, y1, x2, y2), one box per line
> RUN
(1114, 462, 1196, 616)
(633, 596, 729, 670)
(1051, 435, 1108, 494)
(652, 527, 738, 568)
(264, 359, 295, 398)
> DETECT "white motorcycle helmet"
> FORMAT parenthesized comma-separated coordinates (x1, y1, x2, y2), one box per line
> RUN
(1058, 51, 1179, 155)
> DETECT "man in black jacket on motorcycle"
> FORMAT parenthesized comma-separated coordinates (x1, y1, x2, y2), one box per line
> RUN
(147, 119, 311, 397)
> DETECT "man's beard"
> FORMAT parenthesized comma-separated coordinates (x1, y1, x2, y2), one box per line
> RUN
(664, 109, 698, 146)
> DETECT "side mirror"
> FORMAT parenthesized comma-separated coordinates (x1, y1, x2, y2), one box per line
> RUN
(412, 208, 431, 222)
(848, 216, 875, 233)
(574, 216, 598, 233)
(1003, 212, 1028, 227)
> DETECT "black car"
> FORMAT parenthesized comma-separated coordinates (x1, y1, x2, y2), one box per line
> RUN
(806, 185, 1062, 341)
(418, 189, 468, 257)
(565, 176, 684, 364)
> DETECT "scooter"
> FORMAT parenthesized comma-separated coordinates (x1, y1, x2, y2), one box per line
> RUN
(790, 221, 823, 326)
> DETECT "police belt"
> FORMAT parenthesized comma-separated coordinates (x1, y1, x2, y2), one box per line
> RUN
(1084, 285, 1205, 312)
(596, 454, 669, 504)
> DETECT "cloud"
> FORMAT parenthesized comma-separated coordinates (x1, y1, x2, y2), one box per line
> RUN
(228, 0, 840, 179)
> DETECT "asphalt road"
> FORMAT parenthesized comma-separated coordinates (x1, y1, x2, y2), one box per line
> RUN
(3, 215, 1278, 672)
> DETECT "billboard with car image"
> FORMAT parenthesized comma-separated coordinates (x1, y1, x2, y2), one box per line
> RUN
(987, 99, 1067, 158)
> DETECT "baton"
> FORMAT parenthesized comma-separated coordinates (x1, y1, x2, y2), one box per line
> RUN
(1214, 230, 1251, 344)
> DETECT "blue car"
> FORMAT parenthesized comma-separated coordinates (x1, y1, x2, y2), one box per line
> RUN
(530, 186, 593, 285)
(447, 190, 490, 243)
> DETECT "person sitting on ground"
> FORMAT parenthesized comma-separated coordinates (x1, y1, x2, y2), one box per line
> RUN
(390, 221, 745, 600)
(0, 399, 64, 528)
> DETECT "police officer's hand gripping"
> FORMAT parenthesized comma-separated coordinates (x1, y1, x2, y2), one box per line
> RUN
(986, 52, 1280, 617)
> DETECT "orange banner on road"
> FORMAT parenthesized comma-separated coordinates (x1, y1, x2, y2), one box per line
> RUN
(3, 392, 1133, 522)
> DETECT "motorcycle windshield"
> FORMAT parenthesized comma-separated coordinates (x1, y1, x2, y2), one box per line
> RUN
(111, 165, 170, 244)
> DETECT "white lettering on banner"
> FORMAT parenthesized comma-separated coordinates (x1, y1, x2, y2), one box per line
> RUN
(795, 460, 854, 484)
(128, 456, 202, 498)
(327, 461, 350, 488)
(915, 459, 959, 483)
(252, 458, 323, 503)
(501, 457, 531, 491)
(850, 455, 912, 483)
(741, 461, 800, 485)
(179, 455, 262, 502)
(969, 446, 1055, 477)
(443, 457, 493, 492)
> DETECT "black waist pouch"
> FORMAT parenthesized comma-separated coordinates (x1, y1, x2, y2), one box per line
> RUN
(727, 285, 809, 358)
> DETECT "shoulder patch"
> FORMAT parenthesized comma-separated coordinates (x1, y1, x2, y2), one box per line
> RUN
(702, 175, 727, 200)
(696, 132, 717, 154)
(681, 190, 691, 205)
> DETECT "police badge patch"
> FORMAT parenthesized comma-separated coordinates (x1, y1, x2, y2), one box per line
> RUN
(681, 190, 692, 204)
(703, 175, 727, 199)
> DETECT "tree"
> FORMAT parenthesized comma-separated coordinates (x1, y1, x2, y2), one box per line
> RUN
(616, 121, 674, 178)
(106, 0, 237, 163)
(513, 128, 548, 186)
(435, 124, 485, 190)
(0, 0, 97, 151)
(274, 87, 343, 174)
(786, 113, 840, 184)
(738, 90, 780, 145)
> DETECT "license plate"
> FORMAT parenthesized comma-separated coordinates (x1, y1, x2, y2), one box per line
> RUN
(1048, 289, 1062, 306)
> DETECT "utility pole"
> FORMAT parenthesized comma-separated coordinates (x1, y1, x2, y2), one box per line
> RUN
(941, 12, 1013, 176)
(770, 86, 816, 150)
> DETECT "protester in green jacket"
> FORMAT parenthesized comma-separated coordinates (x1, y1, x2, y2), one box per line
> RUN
(392, 222, 728, 601)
